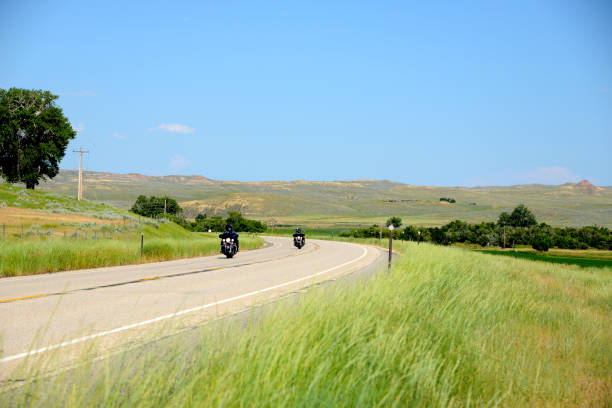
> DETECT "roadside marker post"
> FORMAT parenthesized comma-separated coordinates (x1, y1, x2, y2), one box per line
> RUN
(418, 230, 421, 245)
(140, 232, 144, 258)
(388, 224, 394, 269)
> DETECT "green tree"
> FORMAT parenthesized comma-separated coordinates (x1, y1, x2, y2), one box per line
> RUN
(532, 234, 552, 251)
(130, 195, 182, 217)
(0, 88, 76, 189)
(509, 204, 537, 228)
(198, 216, 226, 232)
(226, 211, 245, 229)
(497, 212, 511, 227)
(386, 216, 402, 228)
(158, 196, 181, 215)
(130, 195, 149, 215)
(224, 211, 266, 232)
(399, 225, 419, 241)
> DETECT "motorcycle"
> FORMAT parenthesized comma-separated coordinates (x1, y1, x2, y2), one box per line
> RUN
(294, 235, 305, 249)
(220, 237, 238, 258)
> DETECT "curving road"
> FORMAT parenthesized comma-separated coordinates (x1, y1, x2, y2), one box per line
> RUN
(0, 237, 384, 371)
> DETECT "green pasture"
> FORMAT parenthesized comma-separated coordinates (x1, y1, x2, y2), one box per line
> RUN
(478, 249, 612, 269)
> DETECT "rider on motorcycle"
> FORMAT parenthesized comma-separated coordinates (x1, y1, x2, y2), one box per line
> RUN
(293, 227, 305, 244)
(219, 224, 239, 252)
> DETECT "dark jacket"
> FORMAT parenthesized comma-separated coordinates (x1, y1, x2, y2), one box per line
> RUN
(219, 231, 239, 241)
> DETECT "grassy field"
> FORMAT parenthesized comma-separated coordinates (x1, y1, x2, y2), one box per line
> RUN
(0, 223, 264, 277)
(268, 228, 612, 270)
(0, 182, 143, 240)
(0, 182, 124, 219)
(0, 183, 264, 277)
(3, 242, 610, 406)
(35, 170, 612, 228)
(479, 248, 612, 269)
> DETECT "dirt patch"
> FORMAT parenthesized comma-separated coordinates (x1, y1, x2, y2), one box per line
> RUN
(0, 207, 115, 226)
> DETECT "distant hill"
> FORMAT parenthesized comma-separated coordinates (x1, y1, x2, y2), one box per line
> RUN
(36, 170, 612, 228)
(562, 179, 603, 193)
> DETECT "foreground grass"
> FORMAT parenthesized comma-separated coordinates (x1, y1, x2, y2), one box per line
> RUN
(4, 242, 610, 406)
(0, 224, 264, 277)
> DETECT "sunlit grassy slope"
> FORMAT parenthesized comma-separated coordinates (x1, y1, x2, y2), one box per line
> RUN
(5, 242, 610, 406)
(0, 227, 263, 277)
(37, 170, 612, 228)
(0, 182, 119, 217)
(0, 184, 264, 277)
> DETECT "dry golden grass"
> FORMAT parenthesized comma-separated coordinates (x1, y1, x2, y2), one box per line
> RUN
(0, 207, 115, 226)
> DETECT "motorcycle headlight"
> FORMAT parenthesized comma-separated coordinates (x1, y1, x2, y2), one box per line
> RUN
(226, 238, 231, 243)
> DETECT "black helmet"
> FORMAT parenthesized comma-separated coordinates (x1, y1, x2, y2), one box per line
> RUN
(295, 227, 301, 233)
(226, 224, 233, 231)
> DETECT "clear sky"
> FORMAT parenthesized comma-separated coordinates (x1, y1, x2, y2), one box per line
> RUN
(2, 0, 611, 186)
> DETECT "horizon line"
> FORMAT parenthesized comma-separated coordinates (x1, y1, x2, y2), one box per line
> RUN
(52, 169, 605, 189)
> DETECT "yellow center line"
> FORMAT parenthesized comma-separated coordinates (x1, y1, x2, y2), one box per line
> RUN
(0, 294, 46, 303)
(0, 241, 322, 304)
(138, 276, 160, 282)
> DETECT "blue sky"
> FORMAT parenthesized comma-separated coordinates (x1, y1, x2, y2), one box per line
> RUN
(2, 0, 611, 186)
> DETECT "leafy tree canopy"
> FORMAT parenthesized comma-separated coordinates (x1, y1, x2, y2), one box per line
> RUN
(192, 211, 266, 233)
(130, 195, 182, 217)
(509, 204, 537, 228)
(386, 216, 402, 228)
(0, 88, 76, 189)
(497, 212, 511, 227)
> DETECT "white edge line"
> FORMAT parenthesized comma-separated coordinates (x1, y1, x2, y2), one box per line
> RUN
(1, 245, 368, 363)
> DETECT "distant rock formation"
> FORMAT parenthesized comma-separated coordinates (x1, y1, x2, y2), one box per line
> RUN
(563, 179, 601, 193)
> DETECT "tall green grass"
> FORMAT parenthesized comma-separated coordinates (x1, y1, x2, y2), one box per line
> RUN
(0, 227, 263, 277)
(480, 249, 612, 269)
(4, 242, 610, 406)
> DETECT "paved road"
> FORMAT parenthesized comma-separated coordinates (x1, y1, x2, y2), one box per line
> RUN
(0, 237, 383, 369)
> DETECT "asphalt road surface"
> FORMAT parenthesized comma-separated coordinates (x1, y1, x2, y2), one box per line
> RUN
(0, 237, 384, 373)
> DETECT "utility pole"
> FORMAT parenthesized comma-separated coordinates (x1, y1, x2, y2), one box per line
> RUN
(73, 148, 89, 200)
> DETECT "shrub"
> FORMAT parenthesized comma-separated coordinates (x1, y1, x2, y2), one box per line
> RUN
(532, 234, 552, 251)
(386, 216, 402, 228)
(131, 195, 182, 217)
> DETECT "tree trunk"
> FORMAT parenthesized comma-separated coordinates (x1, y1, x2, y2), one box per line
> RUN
(26, 181, 35, 189)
